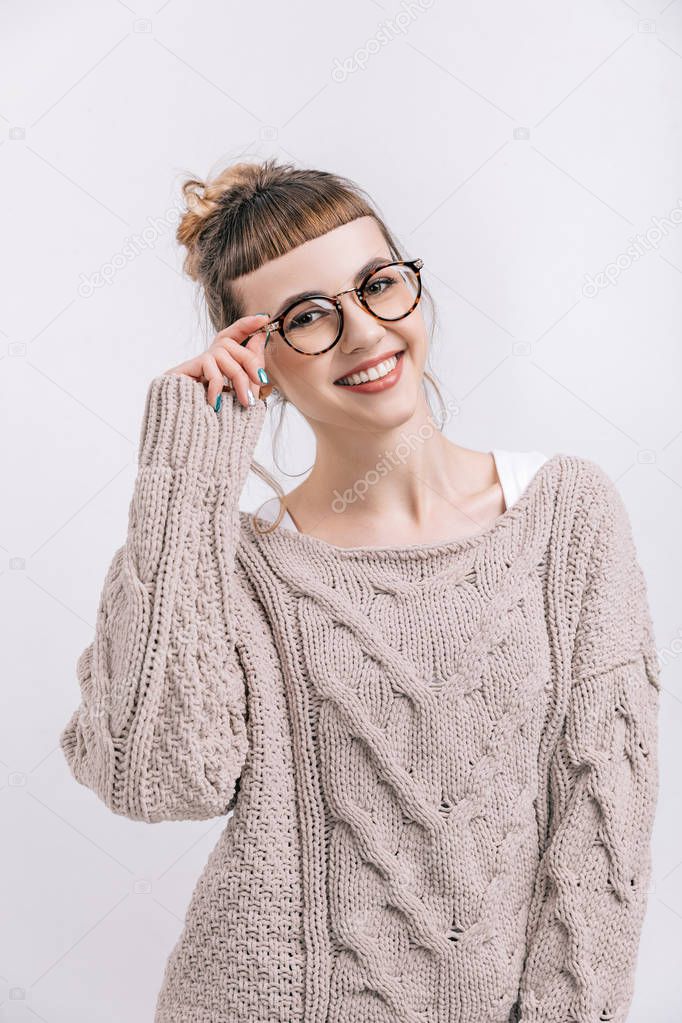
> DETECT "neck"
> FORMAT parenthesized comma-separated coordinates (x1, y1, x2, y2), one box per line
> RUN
(284, 394, 499, 545)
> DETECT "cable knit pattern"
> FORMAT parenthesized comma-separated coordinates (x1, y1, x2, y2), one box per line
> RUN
(59, 372, 660, 1023)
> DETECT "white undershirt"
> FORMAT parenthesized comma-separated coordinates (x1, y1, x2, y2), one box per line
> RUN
(257, 449, 550, 534)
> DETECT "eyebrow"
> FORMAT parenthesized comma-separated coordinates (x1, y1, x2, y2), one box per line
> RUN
(273, 255, 392, 318)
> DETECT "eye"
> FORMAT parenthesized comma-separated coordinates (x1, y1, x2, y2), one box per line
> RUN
(290, 310, 317, 329)
(364, 276, 396, 297)
(288, 306, 334, 330)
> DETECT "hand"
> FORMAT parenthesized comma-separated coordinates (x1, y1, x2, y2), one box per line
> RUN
(164, 314, 273, 409)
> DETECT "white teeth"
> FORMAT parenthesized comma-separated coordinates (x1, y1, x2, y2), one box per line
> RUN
(337, 354, 399, 387)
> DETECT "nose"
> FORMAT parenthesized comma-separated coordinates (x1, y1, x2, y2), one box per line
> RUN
(337, 290, 386, 353)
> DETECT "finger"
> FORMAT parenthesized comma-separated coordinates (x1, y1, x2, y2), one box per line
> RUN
(245, 329, 275, 398)
(212, 347, 261, 407)
(214, 313, 271, 347)
(163, 354, 205, 381)
(205, 350, 258, 410)
(213, 329, 270, 392)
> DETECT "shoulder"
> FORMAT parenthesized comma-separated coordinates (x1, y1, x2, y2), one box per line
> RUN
(559, 459, 654, 679)
(537, 454, 653, 676)
(550, 454, 642, 602)
(525, 452, 637, 576)
(494, 449, 625, 529)
(520, 451, 626, 522)
(555, 453, 631, 533)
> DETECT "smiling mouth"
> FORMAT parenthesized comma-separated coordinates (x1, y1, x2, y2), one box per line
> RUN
(334, 351, 404, 387)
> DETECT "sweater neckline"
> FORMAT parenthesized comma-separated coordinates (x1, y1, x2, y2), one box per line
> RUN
(243, 451, 563, 562)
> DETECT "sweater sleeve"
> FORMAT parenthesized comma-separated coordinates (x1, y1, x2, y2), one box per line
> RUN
(59, 373, 268, 823)
(516, 463, 661, 1022)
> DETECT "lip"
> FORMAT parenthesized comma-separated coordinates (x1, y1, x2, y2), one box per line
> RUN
(333, 348, 405, 384)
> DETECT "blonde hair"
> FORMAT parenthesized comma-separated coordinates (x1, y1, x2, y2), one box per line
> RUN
(175, 157, 446, 534)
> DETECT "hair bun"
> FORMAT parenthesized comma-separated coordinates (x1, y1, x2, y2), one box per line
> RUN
(176, 162, 265, 278)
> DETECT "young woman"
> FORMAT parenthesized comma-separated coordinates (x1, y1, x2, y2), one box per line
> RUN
(60, 159, 660, 1023)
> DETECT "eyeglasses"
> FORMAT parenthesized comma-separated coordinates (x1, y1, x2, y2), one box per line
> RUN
(240, 257, 424, 356)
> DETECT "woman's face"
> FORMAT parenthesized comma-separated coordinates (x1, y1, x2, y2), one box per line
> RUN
(232, 216, 430, 433)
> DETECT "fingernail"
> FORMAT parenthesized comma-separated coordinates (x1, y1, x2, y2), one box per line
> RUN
(254, 312, 270, 318)
(214, 393, 222, 413)
(247, 388, 255, 406)
(257, 368, 269, 384)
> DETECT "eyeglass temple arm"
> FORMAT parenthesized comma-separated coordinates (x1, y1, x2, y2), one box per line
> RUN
(240, 320, 280, 346)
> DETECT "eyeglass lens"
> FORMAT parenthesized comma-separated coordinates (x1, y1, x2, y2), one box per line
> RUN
(282, 262, 421, 354)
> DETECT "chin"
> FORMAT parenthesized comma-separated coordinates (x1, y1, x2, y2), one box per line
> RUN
(349, 391, 423, 433)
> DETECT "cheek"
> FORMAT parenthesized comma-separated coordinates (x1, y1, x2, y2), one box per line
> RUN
(264, 337, 293, 380)
(266, 344, 328, 403)
(408, 319, 429, 368)
(398, 316, 428, 368)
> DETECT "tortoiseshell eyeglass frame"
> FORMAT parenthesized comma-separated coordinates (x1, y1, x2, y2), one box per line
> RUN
(239, 257, 424, 357)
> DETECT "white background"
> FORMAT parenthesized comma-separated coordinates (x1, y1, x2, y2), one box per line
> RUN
(2, 0, 681, 1020)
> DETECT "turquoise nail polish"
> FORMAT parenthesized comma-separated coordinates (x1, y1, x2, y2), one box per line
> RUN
(257, 368, 269, 384)
(214, 393, 222, 413)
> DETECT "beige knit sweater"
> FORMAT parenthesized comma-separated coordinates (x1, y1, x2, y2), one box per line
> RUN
(60, 372, 660, 1023)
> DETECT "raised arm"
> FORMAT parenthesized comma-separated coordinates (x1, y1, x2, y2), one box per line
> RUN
(59, 371, 268, 822)
(516, 462, 661, 1022)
